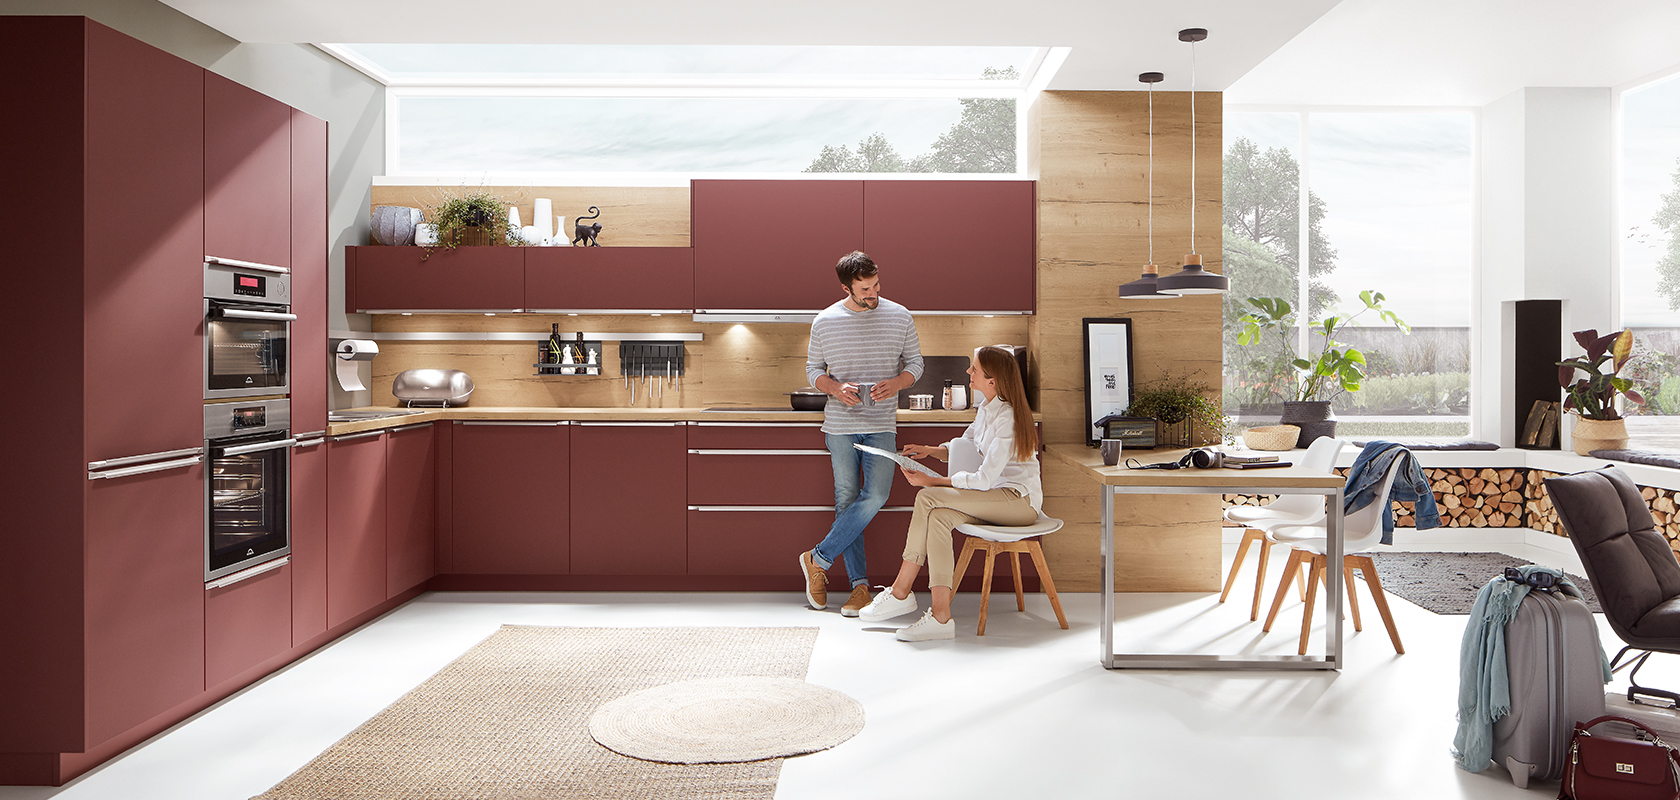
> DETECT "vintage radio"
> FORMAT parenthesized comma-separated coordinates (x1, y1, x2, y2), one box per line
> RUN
(1094, 415, 1157, 449)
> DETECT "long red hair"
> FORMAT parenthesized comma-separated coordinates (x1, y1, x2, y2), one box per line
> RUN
(976, 346, 1037, 462)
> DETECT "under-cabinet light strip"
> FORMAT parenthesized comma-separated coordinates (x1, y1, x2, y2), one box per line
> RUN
(331, 330, 703, 342)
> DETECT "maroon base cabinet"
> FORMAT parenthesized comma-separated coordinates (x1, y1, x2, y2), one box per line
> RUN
(291, 443, 329, 645)
(570, 423, 687, 574)
(327, 433, 387, 628)
(205, 565, 293, 689)
(450, 422, 569, 574)
(386, 424, 437, 595)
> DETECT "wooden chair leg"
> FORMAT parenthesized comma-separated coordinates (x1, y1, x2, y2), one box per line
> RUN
(953, 538, 980, 593)
(1342, 561, 1363, 632)
(1220, 528, 1261, 602)
(1263, 549, 1303, 632)
(1297, 562, 1310, 601)
(977, 544, 997, 636)
(1299, 554, 1327, 655)
(1352, 555, 1404, 654)
(1009, 550, 1026, 612)
(1025, 541, 1068, 630)
(1250, 538, 1272, 621)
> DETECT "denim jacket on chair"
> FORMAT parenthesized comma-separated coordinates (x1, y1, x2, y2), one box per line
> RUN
(1344, 441, 1441, 544)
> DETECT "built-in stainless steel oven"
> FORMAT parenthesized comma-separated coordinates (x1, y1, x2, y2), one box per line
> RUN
(205, 257, 293, 401)
(204, 398, 292, 583)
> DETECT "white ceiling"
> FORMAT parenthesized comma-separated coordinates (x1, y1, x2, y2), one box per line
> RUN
(159, 0, 1680, 102)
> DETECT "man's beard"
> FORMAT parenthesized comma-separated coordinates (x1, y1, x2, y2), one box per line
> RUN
(854, 295, 878, 309)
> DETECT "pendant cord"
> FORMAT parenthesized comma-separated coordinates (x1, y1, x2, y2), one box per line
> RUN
(1189, 39, 1197, 256)
(1148, 82, 1154, 266)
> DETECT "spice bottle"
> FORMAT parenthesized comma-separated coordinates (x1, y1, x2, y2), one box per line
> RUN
(942, 380, 954, 410)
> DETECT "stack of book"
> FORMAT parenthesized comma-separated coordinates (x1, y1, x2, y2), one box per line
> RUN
(1223, 453, 1290, 469)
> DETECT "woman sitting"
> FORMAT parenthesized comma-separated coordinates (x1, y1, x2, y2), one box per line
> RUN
(858, 346, 1042, 641)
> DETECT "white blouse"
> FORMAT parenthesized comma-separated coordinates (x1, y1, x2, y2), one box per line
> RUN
(945, 394, 1043, 512)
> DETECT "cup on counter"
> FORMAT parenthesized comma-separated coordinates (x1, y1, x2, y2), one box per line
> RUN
(909, 394, 935, 410)
(1100, 438, 1123, 466)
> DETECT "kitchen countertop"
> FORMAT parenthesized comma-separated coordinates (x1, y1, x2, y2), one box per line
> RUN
(322, 406, 1021, 436)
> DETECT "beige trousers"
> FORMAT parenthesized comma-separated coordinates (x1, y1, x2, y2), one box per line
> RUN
(902, 486, 1037, 588)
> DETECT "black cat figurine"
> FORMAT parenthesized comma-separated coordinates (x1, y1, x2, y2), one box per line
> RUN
(573, 206, 602, 246)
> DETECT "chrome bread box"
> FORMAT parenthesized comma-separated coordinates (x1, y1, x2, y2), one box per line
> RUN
(392, 369, 474, 408)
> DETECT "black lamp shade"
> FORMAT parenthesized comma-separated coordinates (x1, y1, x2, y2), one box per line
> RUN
(1156, 256, 1228, 295)
(1118, 265, 1180, 299)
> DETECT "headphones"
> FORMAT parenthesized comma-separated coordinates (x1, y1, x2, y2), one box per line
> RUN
(1130, 449, 1222, 470)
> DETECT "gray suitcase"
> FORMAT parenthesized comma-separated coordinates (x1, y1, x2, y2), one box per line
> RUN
(1490, 586, 1607, 788)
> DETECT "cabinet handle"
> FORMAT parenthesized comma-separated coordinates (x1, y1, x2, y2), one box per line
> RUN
(88, 446, 203, 471)
(292, 438, 325, 449)
(575, 421, 686, 427)
(692, 422, 823, 428)
(458, 421, 567, 427)
(329, 429, 386, 442)
(205, 556, 290, 590)
(88, 455, 202, 480)
(215, 308, 298, 322)
(688, 449, 831, 456)
(688, 505, 915, 512)
(205, 256, 288, 274)
(388, 423, 434, 434)
(217, 438, 297, 457)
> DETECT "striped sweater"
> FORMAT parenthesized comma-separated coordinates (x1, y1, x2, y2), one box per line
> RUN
(805, 297, 924, 434)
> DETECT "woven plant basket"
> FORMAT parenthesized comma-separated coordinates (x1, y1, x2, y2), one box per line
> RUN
(1243, 425, 1301, 451)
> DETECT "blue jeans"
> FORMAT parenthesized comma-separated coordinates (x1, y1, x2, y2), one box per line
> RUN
(811, 431, 896, 588)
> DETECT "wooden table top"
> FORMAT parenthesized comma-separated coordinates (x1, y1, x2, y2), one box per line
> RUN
(1045, 444, 1345, 490)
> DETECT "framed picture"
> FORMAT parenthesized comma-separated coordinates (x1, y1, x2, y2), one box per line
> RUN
(1082, 317, 1135, 446)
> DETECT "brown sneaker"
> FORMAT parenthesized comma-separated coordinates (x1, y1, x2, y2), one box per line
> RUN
(840, 585, 873, 617)
(800, 550, 828, 609)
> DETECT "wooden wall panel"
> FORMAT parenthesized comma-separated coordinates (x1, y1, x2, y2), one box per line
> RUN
(369, 186, 691, 247)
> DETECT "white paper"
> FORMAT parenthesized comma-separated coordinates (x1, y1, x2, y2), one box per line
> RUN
(336, 358, 366, 392)
(853, 443, 942, 478)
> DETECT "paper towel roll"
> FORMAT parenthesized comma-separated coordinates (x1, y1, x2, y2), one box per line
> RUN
(336, 339, 378, 392)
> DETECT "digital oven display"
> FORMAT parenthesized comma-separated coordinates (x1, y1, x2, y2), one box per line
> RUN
(231, 406, 266, 429)
(232, 274, 266, 298)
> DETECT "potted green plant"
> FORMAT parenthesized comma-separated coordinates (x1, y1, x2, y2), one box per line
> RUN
(1234, 289, 1410, 444)
(423, 189, 518, 253)
(1558, 328, 1646, 455)
(1125, 373, 1227, 447)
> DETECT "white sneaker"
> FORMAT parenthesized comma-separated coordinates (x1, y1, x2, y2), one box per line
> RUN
(896, 609, 956, 642)
(858, 587, 918, 622)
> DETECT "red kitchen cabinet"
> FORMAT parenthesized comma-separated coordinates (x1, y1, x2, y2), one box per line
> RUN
(348, 246, 524, 312)
(526, 247, 695, 312)
(886, 425, 970, 506)
(290, 109, 329, 433)
(863, 180, 1035, 313)
(692, 180, 864, 312)
(451, 422, 569, 574)
(386, 423, 437, 595)
(570, 423, 687, 575)
(205, 71, 292, 268)
(327, 432, 387, 628)
(687, 509, 906, 580)
(688, 450, 837, 506)
(204, 563, 292, 690)
(290, 441, 329, 645)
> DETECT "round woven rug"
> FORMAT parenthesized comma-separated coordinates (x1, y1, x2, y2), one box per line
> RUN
(588, 676, 864, 764)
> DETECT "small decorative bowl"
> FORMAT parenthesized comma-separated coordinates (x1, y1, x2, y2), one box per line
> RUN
(1242, 425, 1301, 451)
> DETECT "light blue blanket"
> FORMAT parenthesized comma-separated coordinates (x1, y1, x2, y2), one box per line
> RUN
(1451, 565, 1611, 772)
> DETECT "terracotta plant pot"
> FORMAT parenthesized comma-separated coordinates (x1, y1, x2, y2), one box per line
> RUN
(1280, 400, 1336, 447)
(1571, 416, 1628, 456)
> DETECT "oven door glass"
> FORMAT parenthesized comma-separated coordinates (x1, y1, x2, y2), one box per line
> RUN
(206, 433, 290, 581)
(206, 300, 289, 395)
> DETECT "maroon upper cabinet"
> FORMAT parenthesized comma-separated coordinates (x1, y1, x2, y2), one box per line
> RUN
(385, 424, 436, 596)
(349, 246, 524, 312)
(692, 180, 864, 312)
(570, 424, 687, 575)
(204, 71, 291, 268)
(290, 110, 328, 433)
(526, 247, 694, 312)
(863, 180, 1035, 313)
(451, 422, 569, 574)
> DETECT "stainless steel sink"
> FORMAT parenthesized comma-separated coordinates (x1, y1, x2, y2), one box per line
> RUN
(327, 409, 428, 422)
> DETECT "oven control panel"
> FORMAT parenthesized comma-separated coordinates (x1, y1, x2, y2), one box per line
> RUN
(205, 398, 290, 440)
(231, 273, 268, 298)
(204, 259, 289, 305)
(230, 405, 267, 430)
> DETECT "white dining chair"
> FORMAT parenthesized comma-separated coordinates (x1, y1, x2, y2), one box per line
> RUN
(1219, 437, 1346, 620)
(1262, 456, 1407, 655)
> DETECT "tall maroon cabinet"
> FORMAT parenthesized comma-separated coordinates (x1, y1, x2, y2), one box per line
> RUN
(692, 180, 864, 312)
(290, 109, 329, 433)
(570, 423, 687, 574)
(205, 71, 292, 268)
(290, 441, 330, 645)
(0, 17, 206, 780)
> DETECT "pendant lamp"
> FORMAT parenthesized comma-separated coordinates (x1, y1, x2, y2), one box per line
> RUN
(1118, 71, 1179, 300)
(1155, 27, 1229, 296)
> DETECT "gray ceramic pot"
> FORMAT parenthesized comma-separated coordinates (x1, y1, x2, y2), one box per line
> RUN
(371, 206, 423, 246)
(1279, 400, 1336, 446)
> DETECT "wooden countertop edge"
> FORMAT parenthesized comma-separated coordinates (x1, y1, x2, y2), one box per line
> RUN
(325, 407, 1040, 436)
(1045, 444, 1345, 489)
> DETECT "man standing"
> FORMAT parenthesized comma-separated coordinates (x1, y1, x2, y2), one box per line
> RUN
(801, 251, 923, 615)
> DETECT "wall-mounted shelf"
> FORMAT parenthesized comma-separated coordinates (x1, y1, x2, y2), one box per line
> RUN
(536, 339, 602, 376)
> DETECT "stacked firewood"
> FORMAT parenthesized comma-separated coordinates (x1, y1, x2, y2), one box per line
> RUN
(1642, 485, 1680, 549)
(1523, 470, 1563, 536)
(1226, 466, 1528, 529)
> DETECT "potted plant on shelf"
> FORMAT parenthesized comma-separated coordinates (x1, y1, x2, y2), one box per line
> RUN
(423, 189, 518, 254)
(1234, 289, 1410, 445)
(1558, 328, 1646, 455)
(1125, 372, 1227, 448)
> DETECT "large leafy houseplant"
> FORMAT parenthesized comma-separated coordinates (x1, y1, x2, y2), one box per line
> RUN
(1235, 289, 1410, 403)
(1557, 328, 1646, 420)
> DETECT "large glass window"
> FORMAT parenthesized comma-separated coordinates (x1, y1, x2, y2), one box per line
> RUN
(1224, 110, 1475, 439)
(1620, 72, 1680, 453)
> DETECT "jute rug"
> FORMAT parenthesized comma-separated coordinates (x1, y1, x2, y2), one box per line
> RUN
(254, 626, 820, 800)
(1366, 552, 1601, 615)
(589, 676, 864, 763)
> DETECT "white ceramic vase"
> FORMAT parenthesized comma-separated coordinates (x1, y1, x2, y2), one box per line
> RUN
(533, 199, 554, 242)
(414, 223, 438, 246)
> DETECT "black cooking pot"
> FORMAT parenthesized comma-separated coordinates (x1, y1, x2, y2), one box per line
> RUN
(787, 390, 826, 411)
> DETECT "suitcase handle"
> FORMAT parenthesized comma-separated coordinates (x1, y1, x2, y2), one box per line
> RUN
(1576, 714, 1671, 745)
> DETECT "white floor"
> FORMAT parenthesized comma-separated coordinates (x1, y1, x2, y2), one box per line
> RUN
(5, 530, 1671, 800)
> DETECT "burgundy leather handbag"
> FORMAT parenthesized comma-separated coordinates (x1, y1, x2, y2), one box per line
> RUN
(1560, 715, 1680, 800)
